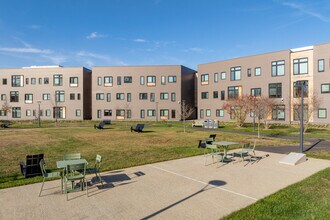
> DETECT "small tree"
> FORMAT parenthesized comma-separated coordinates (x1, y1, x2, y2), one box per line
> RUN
(1, 101, 11, 120)
(178, 101, 195, 133)
(223, 95, 253, 127)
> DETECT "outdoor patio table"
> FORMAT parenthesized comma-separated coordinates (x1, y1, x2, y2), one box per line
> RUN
(212, 141, 239, 162)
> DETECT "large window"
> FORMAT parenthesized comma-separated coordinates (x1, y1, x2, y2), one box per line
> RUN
(24, 94, 33, 104)
(104, 76, 113, 87)
(96, 93, 104, 100)
(116, 93, 125, 100)
(43, 93, 50, 101)
(206, 109, 211, 117)
(272, 105, 285, 120)
(124, 76, 132, 83)
(53, 74, 63, 86)
(272, 60, 285, 76)
(168, 76, 176, 83)
(230, 66, 241, 81)
(201, 74, 209, 85)
(269, 83, 282, 98)
(318, 108, 327, 119)
(293, 58, 308, 75)
(11, 75, 23, 87)
(293, 105, 308, 121)
(147, 76, 156, 86)
(69, 77, 78, 87)
(228, 86, 239, 99)
(214, 73, 219, 83)
(321, 84, 330, 93)
(318, 59, 325, 72)
(216, 109, 224, 117)
(53, 107, 66, 119)
(104, 109, 112, 116)
(160, 109, 169, 119)
(55, 91, 65, 102)
(201, 92, 209, 99)
(254, 67, 261, 76)
(160, 93, 169, 100)
(293, 81, 308, 98)
(251, 88, 261, 97)
(116, 109, 125, 119)
(139, 93, 148, 100)
(12, 107, 21, 118)
(147, 109, 156, 117)
(10, 91, 19, 102)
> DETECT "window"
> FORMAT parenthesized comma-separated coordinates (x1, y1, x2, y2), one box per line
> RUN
(70, 93, 75, 100)
(43, 93, 50, 101)
(150, 93, 155, 102)
(55, 91, 65, 102)
(200, 109, 204, 119)
(2, 78, 7, 85)
(272, 60, 285, 76)
(251, 88, 261, 97)
(140, 109, 145, 118)
(10, 91, 19, 102)
(228, 86, 239, 99)
(76, 109, 81, 117)
(293, 81, 308, 98)
(160, 93, 169, 100)
(25, 94, 33, 104)
(1, 94, 6, 101)
(318, 59, 325, 72)
(318, 108, 327, 119)
(97, 109, 101, 118)
(26, 78, 29, 85)
(33, 110, 36, 117)
(293, 58, 308, 75)
(293, 105, 308, 121)
(124, 76, 132, 83)
(140, 76, 145, 85)
(201, 74, 209, 85)
(127, 93, 132, 102)
(160, 109, 169, 119)
(0, 110, 6, 116)
(116, 109, 125, 119)
(247, 68, 251, 77)
(31, 78, 36, 85)
(45, 109, 51, 117)
(117, 76, 121, 85)
(11, 75, 23, 87)
(214, 73, 219, 83)
(106, 93, 111, 102)
(139, 93, 148, 100)
(269, 83, 282, 98)
(147, 109, 156, 117)
(254, 67, 261, 76)
(168, 76, 176, 83)
(26, 109, 31, 117)
(216, 109, 224, 117)
(221, 91, 225, 100)
(206, 109, 211, 117)
(53, 74, 63, 86)
(77, 93, 81, 100)
(38, 78, 42, 85)
(12, 107, 21, 118)
(230, 66, 241, 81)
(70, 77, 78, 87)
(171, 109, 175, 119)
(201, 92, 209, 99)
(116, 93, 125, 100)
(213, 91, 218, 99)
(104, 109, 112, 116)
(44, 77, 49, 84)
(272, 105, 285, 120)
(171, 93, 176, 102)
(161, 76, 166, 85)
(147, 76, 156, 86)
(126, 110, 132, 119)
(321, 84, 330, 93)
(97, 77, 102, 86)
(221, 72, 226, 80)
(104, 76, 113, 87)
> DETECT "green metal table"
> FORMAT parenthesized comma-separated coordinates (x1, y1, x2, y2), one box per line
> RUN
(212, 141, 239, 162)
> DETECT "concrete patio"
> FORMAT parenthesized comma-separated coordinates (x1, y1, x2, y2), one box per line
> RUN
(0, 151, 329, 220)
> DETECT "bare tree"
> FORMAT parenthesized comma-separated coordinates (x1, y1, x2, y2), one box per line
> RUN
(223, 95, 253, 127)
(1, 101, 11, 120)
(293, 93, 321, 133)
(178, 100, 195, 133)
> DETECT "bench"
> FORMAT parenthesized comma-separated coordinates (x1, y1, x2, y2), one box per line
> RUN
(94, 120, 111, 129)
(131, 124, 145, 133)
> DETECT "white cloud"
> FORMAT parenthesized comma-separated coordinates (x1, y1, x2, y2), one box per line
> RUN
(133, 38, 147, 43)
(0, 47, 52, 54)
(86, 32, 107, 39)
(282, 2, 330, 22)
(76, 51, 127, 66)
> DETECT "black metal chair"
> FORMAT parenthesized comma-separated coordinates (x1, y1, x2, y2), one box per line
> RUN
(94, 121, 105, 129)
(131, 124, 145, 133)
(19, 154, 44, 178)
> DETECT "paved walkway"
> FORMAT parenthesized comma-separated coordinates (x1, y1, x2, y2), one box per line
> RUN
(0, 151, 329, 220)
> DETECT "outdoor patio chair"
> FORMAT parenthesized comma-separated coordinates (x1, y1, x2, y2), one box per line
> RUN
(209, 134, 216, 141)
(204, 144, 223, 166)
(86, 154, 103, 187)
(39, 159, 62, 197)
(19, 154, 44, 178)
(64, 153, 81, 160)
(205, 137, 214, 144)
(233, 141, 256, 162)
(131, 124, 145, 133)
(198, 139, 207, 148)
(64, 162, 87, 201)
(94, 121, 105, 129)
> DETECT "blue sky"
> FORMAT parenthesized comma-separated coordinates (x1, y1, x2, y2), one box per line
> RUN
(0, 0, 330, 69)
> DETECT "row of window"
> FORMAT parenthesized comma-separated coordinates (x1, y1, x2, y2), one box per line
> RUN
(0, 107, 80, 118)
(1, 92, 81, 103)
(96, 109, 177, 119)
(95, 92, 176, 102)
(97, 75, 177, 87)
(5, 75, 79, 87)
(200, 58, 327, 84)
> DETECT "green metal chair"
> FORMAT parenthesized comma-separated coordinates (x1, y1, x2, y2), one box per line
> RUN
(64, 162, 87, 201)
(63, 153, 81, 160)
(86, 154, 103, 186)
(39, 159, 62, 197)
(234, 141, 256, 162)
(204, 144, 222, 165)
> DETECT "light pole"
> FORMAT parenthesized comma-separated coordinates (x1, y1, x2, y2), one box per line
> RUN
(37, 101, 41, 128)
(296, 81, 306, 153)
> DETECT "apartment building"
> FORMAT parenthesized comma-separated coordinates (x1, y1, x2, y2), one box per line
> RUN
(197, 42, 330, 124)
(92, 65, 196, 121)
(0, 66, 92, 120)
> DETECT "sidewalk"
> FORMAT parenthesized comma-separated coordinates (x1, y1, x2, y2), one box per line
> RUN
(1, 151, 329, 220)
